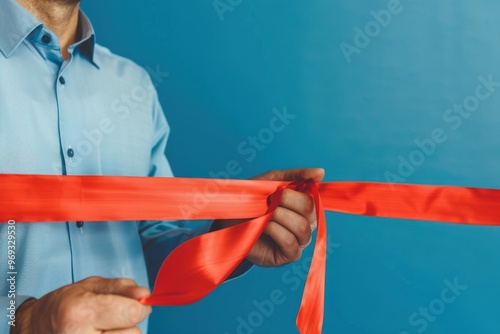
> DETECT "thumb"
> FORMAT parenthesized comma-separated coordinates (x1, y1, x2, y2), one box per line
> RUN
(119, 286, 151, 300)
(82, 277, 151, 299)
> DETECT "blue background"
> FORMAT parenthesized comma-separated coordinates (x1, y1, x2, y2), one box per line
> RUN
(83, 1, 500, 333)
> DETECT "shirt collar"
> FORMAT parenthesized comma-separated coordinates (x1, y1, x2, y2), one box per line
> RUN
(0, 0, 41, 57)
(0, 0, 99, 68)
(71, 11, 100, 68)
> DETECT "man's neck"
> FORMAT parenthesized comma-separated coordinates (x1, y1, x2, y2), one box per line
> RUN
(16, 0, 80, 59)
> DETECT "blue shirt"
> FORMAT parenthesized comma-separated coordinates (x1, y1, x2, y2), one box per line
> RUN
(0, 1, 251, 332)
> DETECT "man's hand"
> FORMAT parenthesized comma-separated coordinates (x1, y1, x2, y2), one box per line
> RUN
(212, 168, 325, 267)
(12, 277, 151, 334)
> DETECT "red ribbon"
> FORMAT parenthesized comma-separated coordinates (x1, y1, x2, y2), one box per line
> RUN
(2, 174, 500, 334)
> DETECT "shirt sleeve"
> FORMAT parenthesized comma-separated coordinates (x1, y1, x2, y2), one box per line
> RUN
(138, 83, 252, 288)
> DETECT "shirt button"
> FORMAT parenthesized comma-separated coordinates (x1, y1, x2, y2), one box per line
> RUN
(41, 34, 51, 44)
(59, 76, 66, 85)
(67, 148, 74, 157)
(76, 221, 84, 228)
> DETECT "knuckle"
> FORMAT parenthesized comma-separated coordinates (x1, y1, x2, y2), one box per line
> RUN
(81, 276, 102, 284)
(275, 207, 293, 224)
(94, 293, 114, 309)
(127, 303, 147, 324)
(281, 189, 293, 203)
(272, 207, 285, 221)
(297, 218, 310, 236)
(282, 233, 298, 250)
(304, 196, 315, 214)
(286, 249, 302, 263)
(57, 298, 92, 330)
(114, 277, 136, 287)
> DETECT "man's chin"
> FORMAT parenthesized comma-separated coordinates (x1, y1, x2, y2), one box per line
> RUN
(51, 0, 81, 5)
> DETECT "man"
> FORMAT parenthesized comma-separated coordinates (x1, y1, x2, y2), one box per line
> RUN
(0, 0, 324, 332)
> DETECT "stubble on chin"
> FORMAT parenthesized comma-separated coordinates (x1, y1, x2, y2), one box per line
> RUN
(46, 0, 81, 6)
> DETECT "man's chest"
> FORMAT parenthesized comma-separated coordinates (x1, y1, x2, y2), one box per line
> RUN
(0, 54, 154, 176)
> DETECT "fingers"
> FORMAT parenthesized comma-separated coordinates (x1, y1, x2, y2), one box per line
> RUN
(253, 167, 322, 230)
(263, 221, 303, 262)
(254, 168, 325, 182)
(280, 168, 325, 182)
(277, 189, 317, 229)
(248, 167, 325, 267)
(82, 277, 136, 294)
(118, 285, 151, 300)
(75, 277, 151, 331)
(262, 188, 317, 265)
(264, 190, 317, 262)
(82, 277, 151, 299)
(104, 327, 142, 334)
(91, 293, 151, 331)
(269, 207, 312, 247)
